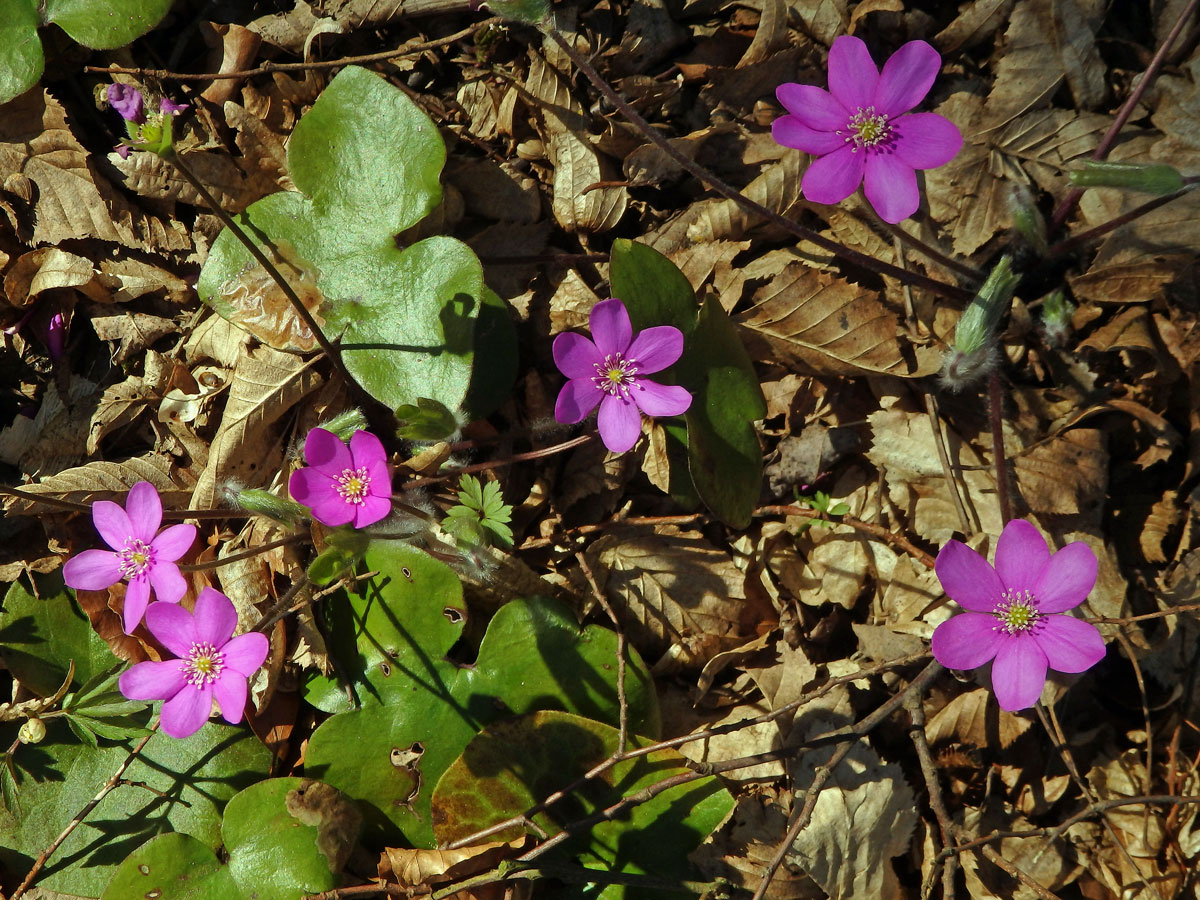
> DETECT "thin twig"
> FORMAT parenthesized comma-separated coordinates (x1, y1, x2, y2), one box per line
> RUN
(979, 845, 1063, 900)
(878, 216, 983, 281)
(10, 724, 159, 900)
(925, 393, 975, 535)
(177, 533, 307, 571)
(86, 19, 500, 81)
(402, 434, 596, 490)
(906, 693, 958, 900)
(1051, 0, 1200, 227)
(756, 505, 936, 569)
(1047, 187, 1194, 257)
(574, 551, 628, 753)
(988, 371, 1013, 525)
(542, 29, 971, 302)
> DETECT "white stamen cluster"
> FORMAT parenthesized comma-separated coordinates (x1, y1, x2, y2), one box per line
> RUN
(592, 353, 640, 400)
(992, 589, 1042, 635)
(335, 467, 372, 505)
(119, 538, 155, 578)
(839, 105, 893, 152)
(183, 642, 225, 687)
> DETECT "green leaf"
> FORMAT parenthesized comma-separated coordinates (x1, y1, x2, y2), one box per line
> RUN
(0, 572, 120, 697)
(0, 719, 270, 896)
(44, 0, 173, 49)
(463, 287, 519, 420)
(303, 546, 657, 848)
(679, 297, 766, 529)
(0, 3, 42, 106)
(101, 832, 239, 900)
(197, 66, 485, 414)
(307, 546, 359, 586)
(224, 779, 348, 900)
(396, 397, 460, 441)
(609, 239, 698, 336)
(432, 711, 733, 899)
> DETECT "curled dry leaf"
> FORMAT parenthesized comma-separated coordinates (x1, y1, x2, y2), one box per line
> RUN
(1, 455, 193, 515)
(380, 838, 528, 900)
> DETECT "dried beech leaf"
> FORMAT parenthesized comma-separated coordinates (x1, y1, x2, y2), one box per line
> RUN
(934, 0, 1015, 54)
(925, 688, 1032, 749)
(0, 379, 100, 474)
(590, 530, 751, 668)
(0, 89, 189, 251)
(380, 838, 524, 895)
(86, 375, 155, 455)
(2, 456, 192, 515)
(1012, 428, 1108, 517)
(110, 147, 281, 214)
(190, 345, 323, 508)
(739, 262, 938, 377)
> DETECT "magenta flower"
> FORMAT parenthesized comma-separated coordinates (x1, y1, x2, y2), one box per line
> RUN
(119, 588, 269, 739)
(62, 482, 197, 634)
(931, 520, 1106, 711)
(772, 36, 962, 223)
(553, 298, 692, 454)
(289, 428, 392, 528)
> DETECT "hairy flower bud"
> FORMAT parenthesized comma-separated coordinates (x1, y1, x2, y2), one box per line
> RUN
(940, 256, 1018, 390)
(318, 409, 369, 442)
(18, 717, 47, 744)
(1069, 160, 1185, 196)
(229, 487, 309, 527)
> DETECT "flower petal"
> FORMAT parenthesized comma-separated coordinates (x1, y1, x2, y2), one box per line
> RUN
(145, 600, 199, 657)
(160, 685, 212, 739)
(597, 395, 643, 453)
(828, 36, 879, 112)
(1033, 542, 1098, 613)
(92, 500, 134, 550)
(553, 332, 603, 379)
(62, 549, 122, 591)
(193, 587, 238, 647)
(863, 153, 919, 223)
(306, 490, 356, 528)
(892, 113, 962, 170)
(930, 613, 1001, 670)
(151, 523, 197, 563)
(589, 298, 633, 358)
(632, 380, 692, 417)
(124, 482, 163, 542)
(148, 561, 187, 606)
(874, 40, 941, 117)
(935, 539, 1004, 612)
(554, 378, 603, 424)
(349, 430, 387, 472)
(776, 83, 848, 130)
(801, 145, 865, 205)
(994, 519, 1049, 596)
(772, 116, 847, 155)
(626, 326, 684, 374)
(353, 495, 392, 528)
(120, 660, 188, 701)
(990, 635, 1049, 711)
(122, 579, 151, 634)
(289, 466, 331, 506)
(303, 427, 352, 477)
(213, 672, 249, 724)
(1035, 615, 1106, 674)
(222, 631, 269, 677)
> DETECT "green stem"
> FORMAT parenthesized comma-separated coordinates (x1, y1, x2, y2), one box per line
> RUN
(541, 28, 972, 302)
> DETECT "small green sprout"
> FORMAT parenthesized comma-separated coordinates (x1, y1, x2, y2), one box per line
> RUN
(792, 489, 849, 533)
(443, 474, 513, 549)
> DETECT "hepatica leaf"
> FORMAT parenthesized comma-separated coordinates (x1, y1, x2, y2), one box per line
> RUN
(302, 542, 657, 848)
(197, 65, 486, 413)
(0, 0, 173, 104)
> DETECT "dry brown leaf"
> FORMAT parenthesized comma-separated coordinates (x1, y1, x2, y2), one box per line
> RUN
(2, 455, 193, 515)
(190, 345, 323, 508)
(960, 806, 1080, 900)
(589, 530, 751, 669)
(0, 379, 100, 474)
(90, 311, 178, 365)
(524, 52, 627, 234)
(86, 375, 155, 455)
(96, 257, 191, 304)
(380, 838, 527, 900)
(1012, 428, 1108, 517)
(925, 688, 1032, 749)
(3, 248, 93, 304)
(984, 0, 1105, 124)
(739, 262, 939, 377)
(111, 146, 283, 215)
(0, 89, 189, 252)
(445, 157, 541, 223)
(1139, 491, 1179, 564)
(784, 0, 847, 47)
(934, 0, 1015, 55)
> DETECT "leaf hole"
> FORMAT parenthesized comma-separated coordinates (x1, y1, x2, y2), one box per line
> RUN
(401, 566, 413, 581)
(379, 661, 392, 676)
(443, 606, 464, 623)
(138, 865, 151, 875)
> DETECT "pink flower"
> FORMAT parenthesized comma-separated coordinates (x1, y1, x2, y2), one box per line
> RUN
(158, 97, 188, 116)
(62, 482, 197, 634)
(772, 36, 962, 223)
(553, 298, 693, 454)
(119, 588, 269, 739)
(931, 520, 1107, 711)
(288, 428, 392, 528)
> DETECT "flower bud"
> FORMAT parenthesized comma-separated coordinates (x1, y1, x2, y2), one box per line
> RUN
(317, 409, 368, 442)
(940, 256, 1018, 391)
(228, 487, 309, 526)
(19, 717, 47, 744)
(1069, 160, 1185, 195)
(1008, 184, 1047, 255)
(1039, 290, 1074, 348)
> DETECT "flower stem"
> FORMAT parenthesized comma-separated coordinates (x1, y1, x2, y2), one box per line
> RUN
(541, 27, 972, 302)
(176, 533, 307, 571)
(1047, 186, 1194, 257)
(1050, 0, 1200, 228)
(988, 371, 1013, 525)
(164, 153, 353, 387)
(875, 214, 983, 281)
(401, 433, 596, 490)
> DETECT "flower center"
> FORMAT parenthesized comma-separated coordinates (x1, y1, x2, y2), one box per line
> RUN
(183, 642, 225, 687)
(840, 106, 893, 151)
(336, 467, 372, 505)
(992, 589, 1042, 635)
(119, 538, 155, 579)
(592, 353, 640, 399)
